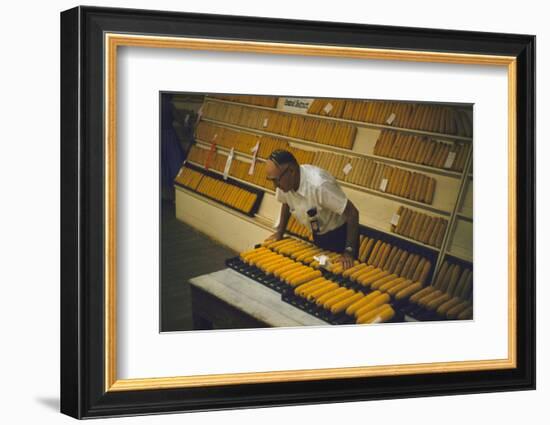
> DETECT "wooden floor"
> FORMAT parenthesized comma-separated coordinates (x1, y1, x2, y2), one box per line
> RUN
(161, 200, 238, 332)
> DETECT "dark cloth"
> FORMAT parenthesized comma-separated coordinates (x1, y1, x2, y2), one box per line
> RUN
(313, 222, 358, 257)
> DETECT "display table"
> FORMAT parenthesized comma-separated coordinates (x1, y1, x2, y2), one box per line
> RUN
(188, 268, 326, 330)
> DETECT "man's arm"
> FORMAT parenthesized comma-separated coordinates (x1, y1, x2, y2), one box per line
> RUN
(266, 203, 291, 242)
(276, 203, 291, 239)
(342, 200, 360, 259)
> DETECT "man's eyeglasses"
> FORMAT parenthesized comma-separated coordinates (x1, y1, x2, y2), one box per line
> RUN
(268, 165, 290, 187)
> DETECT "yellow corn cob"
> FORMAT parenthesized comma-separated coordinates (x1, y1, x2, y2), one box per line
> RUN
(379, 277, 406, 293)
(273, 262, 302, 278)
(417, 290, 443, 307)
(331, 292, 364, 314)
(395, 282, 423, 300)
(306, 282, 340, 301)
(370, 274, 399, 290)
(447, 301, 471, 319)
(386, 279, 412, 296)
(350, 265, 375, 282)
(294, 276, 326, 293)
(358, 270, 389, 287)
(323, 289, 356, 309)
(316, 287, 347, 305)
(298, 282, 330, 298)
(342, 263, 368, 278)
(409, 286, 437, 303)
(425, 293, 451, 310)
(355, 293, 391, 318)
(357, 304, 395, 324)
(345, 290, 382, 316)
(436, 297, 462, 316)
(289, 270, 323, 287)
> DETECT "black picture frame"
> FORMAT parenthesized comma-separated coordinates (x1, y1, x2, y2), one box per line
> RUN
(60, 5, 535, 419)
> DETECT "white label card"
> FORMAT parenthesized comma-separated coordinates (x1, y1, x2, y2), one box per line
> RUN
(386, 112, 396, 125)
(444, 151, 457, 168)
(379, 178, 388, 192)
(263, 118, 269, 128)
(313, 254, 330, 267)
(223, 147, 234, 180)
(249, 140, 260, 175)
(343, 163, 353, 175)
(323, 103, 334, 114)
(390, 213, 400, 226)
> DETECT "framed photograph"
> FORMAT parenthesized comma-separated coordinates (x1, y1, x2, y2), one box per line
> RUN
(60, 5, 535, 419)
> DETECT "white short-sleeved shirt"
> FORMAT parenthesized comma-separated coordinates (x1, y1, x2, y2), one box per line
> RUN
(275, 164, 348, 235)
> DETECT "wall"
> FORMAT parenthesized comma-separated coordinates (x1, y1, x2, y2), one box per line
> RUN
(0, 0, 545, 424)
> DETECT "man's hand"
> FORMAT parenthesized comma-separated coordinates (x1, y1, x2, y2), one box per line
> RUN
(338, 252, 355, 270)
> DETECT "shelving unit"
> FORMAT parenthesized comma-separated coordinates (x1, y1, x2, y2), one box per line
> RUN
(175, 96, 473, 286)
(205, 96, 473, 143)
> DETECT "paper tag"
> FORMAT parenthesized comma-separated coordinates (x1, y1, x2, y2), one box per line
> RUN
(386, 112, 396, 125)
(248, 140, 260, 175)
(323, 103, 333, 114)
(184, 114, 190, 125)
(212, 133, 218, 141)
(196, 105, 204, 122)
(343, 163, 353, 175)
(223, 147, 234, 180)
(443, 151, 457, 169)
(313, 254, 330, 267)
(263, 118, 269, 128)
(390, 213, 400, 226)
(204, 143, 216, 170)
(379, 178, 388, 192)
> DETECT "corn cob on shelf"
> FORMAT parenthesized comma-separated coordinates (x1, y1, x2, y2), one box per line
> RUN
(312, 151, 437, 204)
(196, 121, 289, 160)
(391, 206, 448, 248)
(202, 101, 357, 149)
(174, 163, 263, 216)
(210, 95, 279, 108)
(307, 99, 472, 138)
(399, 259, 473, 321)
(374, 130, 470, 172)
(187, 144, 275, 191)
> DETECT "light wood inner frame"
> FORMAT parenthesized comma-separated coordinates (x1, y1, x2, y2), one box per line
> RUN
(104, 33, 517, 392)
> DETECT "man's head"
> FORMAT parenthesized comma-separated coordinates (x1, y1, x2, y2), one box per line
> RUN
(266, 150, 299, 192)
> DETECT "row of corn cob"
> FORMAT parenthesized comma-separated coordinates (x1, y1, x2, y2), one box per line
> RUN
(374, 130, 469, 172)
(390, 206, 448, 248)
(307, 99, 472, 137)
(175, 166, 258, 214)
(202, 101, 357, 149)
(312, 151, 437, 204)
(406, 260, 473, 319)
(210, 95, 279, 108)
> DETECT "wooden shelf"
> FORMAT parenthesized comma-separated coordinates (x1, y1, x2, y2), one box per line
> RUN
(205, 96, 473, 143)
(174, 185, 274, 232)
(339, 179, 451, 216)
(176, 179, 440, 253)
(201, 117, 464, 178)
(194, 140, 452, 216)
